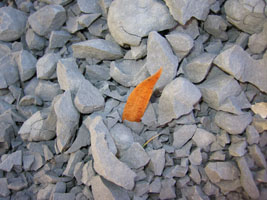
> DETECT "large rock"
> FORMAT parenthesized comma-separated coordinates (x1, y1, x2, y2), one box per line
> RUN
(164, 0, 216, 25)
(224, 0, 266, 34)
(0, 7, 27, 42)
(158, 77, 201, 125)
(146, 31, 179, 90)
(107, 0, 177, 46)
(28, 5, 66, 36)
(89, 116, 136, 190)
(72, 39, 123, 60)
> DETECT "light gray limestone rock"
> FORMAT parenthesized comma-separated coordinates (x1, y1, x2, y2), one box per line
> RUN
(53, 193, 75, 200)
(91, 176, 130, 200)
(158, 77, 201, 125)
(246, 125, 260, 145)
(110, 59, 148, 87)
(28, 5, 66, 36)
(149, 177, 161, 193)
(74, 79, 105, 114)
(26, 29, 45, 50)
(192, 128, 216, 148)
(174, 141, 192, 158)
(210, 150, 226, 161)
(7, 174, 28, 191)
(0, 122, 13, 151)
(120, 142, 150, 169)
(42, 144, 53, 161)
(19, 95, 42, 106)
(0, 178, 10, 197)
(78, 13, 101, 28)
(72, 39, 123, 60)
(173, 125, 196, 149)
(81, 160, 95, 186)
(205, 40, 223, 54)
(124, 39, 147, 60)
(148, 149, 165, 176)
(0, 55, 19, 86)
(85, 64, 110, 83)
(145, 31, 179, 90)
(164, 0, 216, 25)
(48, 30, 71, 49)
(159, 178, 176, 200)
(163, 165, 188, 178)
(183, 53, 216, 83)
(74, 161, 84, 185)
(204, 15, 228, 41)
(248, 22, 267, 54)
(35, 80, 61, 102)
(0, 7, 27, 42)
(203, 181, 219, 196)
(63, 150, 85, 177)
(134, 181, 149, 197)
(189, 148, 202, 165)
(229, 141, 247, 157)
(224, 0, 266, 34)
(0, 150, 22, 172)
(107, 0, 177, 46)
(249, 144, 267, 168)
(65, 16, 83, 34)
(89, 116, 136, 190)
(215, 111, 252, 134)
(237, 156, 260, 199)
(189, 165, 201, 184)
(77, 0, 101, 14)
(141, 103, 157, 127)
(15, 50, 37, 82)
(36, 53, 60, 80)
(54, 91, 79, 152)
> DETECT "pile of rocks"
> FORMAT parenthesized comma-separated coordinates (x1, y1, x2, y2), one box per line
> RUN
(0, 0, 266, 199)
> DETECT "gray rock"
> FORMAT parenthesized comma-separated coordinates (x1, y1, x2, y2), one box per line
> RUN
(0, 55, 19, 86)
(246, 125, 260, 145)
(189, 165, 201, 184)
(145, 31, 179, 90)
(158, 77, 201, 125)
(163, 165, 188, 178)
(159, 178, 176, 200)
(65, 16, 83, 34)
(204, 161, 239, 183)
(0, 7, 27, 42)
(148, 149, 165, 176)
(74, 162, 84, 185)
(81, 160, 95, 186)
(19, 95, 42, 106)
(229, 141, 247, 157)
(85, 64, 110, 83)
(120, 142, 150, 169)
(74, 79, 105, 114)
(35, 80, 61, 102)
(48, 30, 71, 49)
(53, 193, 75, 200)
(237, 157, 260, 199)
(89, 116, 136, 190)
(166, 32, 194, 59)
(141, 103, 157, 127)
(78, 13, 101, 28)
(36, 53, 60, 80)
(0, 178, 10, 197)
(203, 181, 219, 196)
(91, 176, 130, 200)
(124, 39, 147, 60)
(192, 128, 216, 148)
(256, 169, 267, 183)
(54, 91, 79, 152)
(0, 122, 13, 150)
(26, 29, 45, 50)
(37, 184, 55, 200)
(174, 141, 192, 158)
(215, 179, 241, 195)
(134, 181, 149, 197)
(77, 0, 101, 13)
(249, 144, 267, 168)
(204, 15, 228, 40)
(224, 0, 266, 34)
(57, 58, 84, 94)
(7, 174, 28, 191)
(63, 150, 85, 177)
(42, 144, 53, 161)
(214, 111, 252, 134)
(0, 150, 22, 172)
(189, 148, 202, 165)
(164, 0, 216, 25)
(183, 53, 216, 83)
(149, 177, 161, 193)
(210, 150, 226, 161)
(173, 125, 196, 149)
(28, 5, 66, 36)
(248, 22, 267, 54)
(72, 39, 123, 60)
(205, 40, 223, 54)
(15, 50, 37, 82)
(110, 59, 148, 87)
(107, 0, 177, 46)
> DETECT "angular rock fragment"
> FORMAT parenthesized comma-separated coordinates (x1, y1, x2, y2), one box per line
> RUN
(249, 144, 267, 168)
(35, 80, 61, 102)
(53, 193, 75, 200)
(189, 148, 202, 165)
(54, 91, 79, 152)
(158, 77, 201, 125)
(159, 178, 176, 200)
(107, 0, 177, 46)
(26, 29, 45, 50)
(72, 39, 123, 60)
(146, 31, 179, 90)
(141, 103, 157, 127)
(173, 125, 196, 149)
(192, 128, 216, 148)
(63, 150, 85, 177)
(74, 162, 84, 185)
(215, 179, 241, 195)
(36, 53, 60, 80)
(248, 22, 267, 54)
(19, 95, 42, 106)
(0, 122, 13, 151)
(48, 30, 71, 49)
(85, 64, 110, 83)
(0, 150, 22, 172)
(124, 39, 147, 60)
(28, 5, 66, 36)
(77, 0, 101, 14)
(81, 160, 95, 186)
(0, 178, 10, 197)
(204, 15, 228, 41)
(0, 7, 28, 42)
(215, 111, 252, 134)
(147, 149, 165, 176)
(245, 125, 259, 145)
(163, 165, 188, 178)
(7, 174, 28, 191)
(164, 0, 216, 25)
(229, 141, 247, 157)
(89, 116, 136, 190)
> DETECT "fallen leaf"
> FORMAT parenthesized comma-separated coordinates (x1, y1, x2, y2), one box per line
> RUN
(122, 67, 162, 122)
(251, 102, 267, 119)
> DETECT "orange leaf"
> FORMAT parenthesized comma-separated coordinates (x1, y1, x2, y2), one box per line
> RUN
(122, 67, 163, 122)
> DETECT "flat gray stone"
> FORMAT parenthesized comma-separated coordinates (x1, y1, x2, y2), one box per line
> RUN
(248, 22, 267, 54)
(0, 150, 22, 172)
(145, 31, 179, 90)
(54, 91, 80, 152)
(78, 13, 101, 28)
(19, 95, 42, 106)
(173, 125, 196, 149)
(120, 142, 150, 169)
(158, 77, 201, 125)
(28, 5, 66, 36)
(91, 176, 130, 200)
(0, 122, 13, 150)
(215, 111, 252, 134)
(203, 181, 219, 196)
(192, 128, 216, 148)
(189, 165, 201, 184)
(249, 144, 267, 168)
(37, 184, 55, 200)
(74, 162, 84, 185)
(148, 149, 165, 176)
(0, 178, 10, 197)
(124, 39, 147, 60)
(107, 0, 177, 46)
(183, 53, 216, 83)
(72, 39, 123, 60)
(26, 29, 45, 50)
(209, 150, 226, 161)
(42, 144, 53, 161)
(164, 0, 216, 25)
(36, 53, 60, 80)
(214, 179, 241, 195)
(15, 50, 37, 82)
(7, 174, 28, 191)
(204, 15, 228, 40)
(174, 141, 192, 158)
(85, 64, 110, 83)
(77, 0, 101, 13)
(74, 79, 105, 114)
(237, 157, 260, 199)
(134, 181, 149, 197)
(163, 165, 188, 178)
(48, 30, 71, 49)
(141, 103, 157, 127)
(159, 178, 176, 200)
(0, 55, 19, 86)
(35, 80, 61, 102)
(149, 177, 161, 193)
(0, 7, 27, 42)
(229, 141, 247, 157)
(53, 193, 75, 200)
(189, 148, 202, 165)
(166, 32, 194, 59)
(89, 116, 136, 190)
(204, 161, 239, 183)
(63, 150, 85, 177)
(81, 160, 95, 186)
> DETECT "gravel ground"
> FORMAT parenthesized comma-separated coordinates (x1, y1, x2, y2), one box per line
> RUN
(0, 0, 267, 199)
